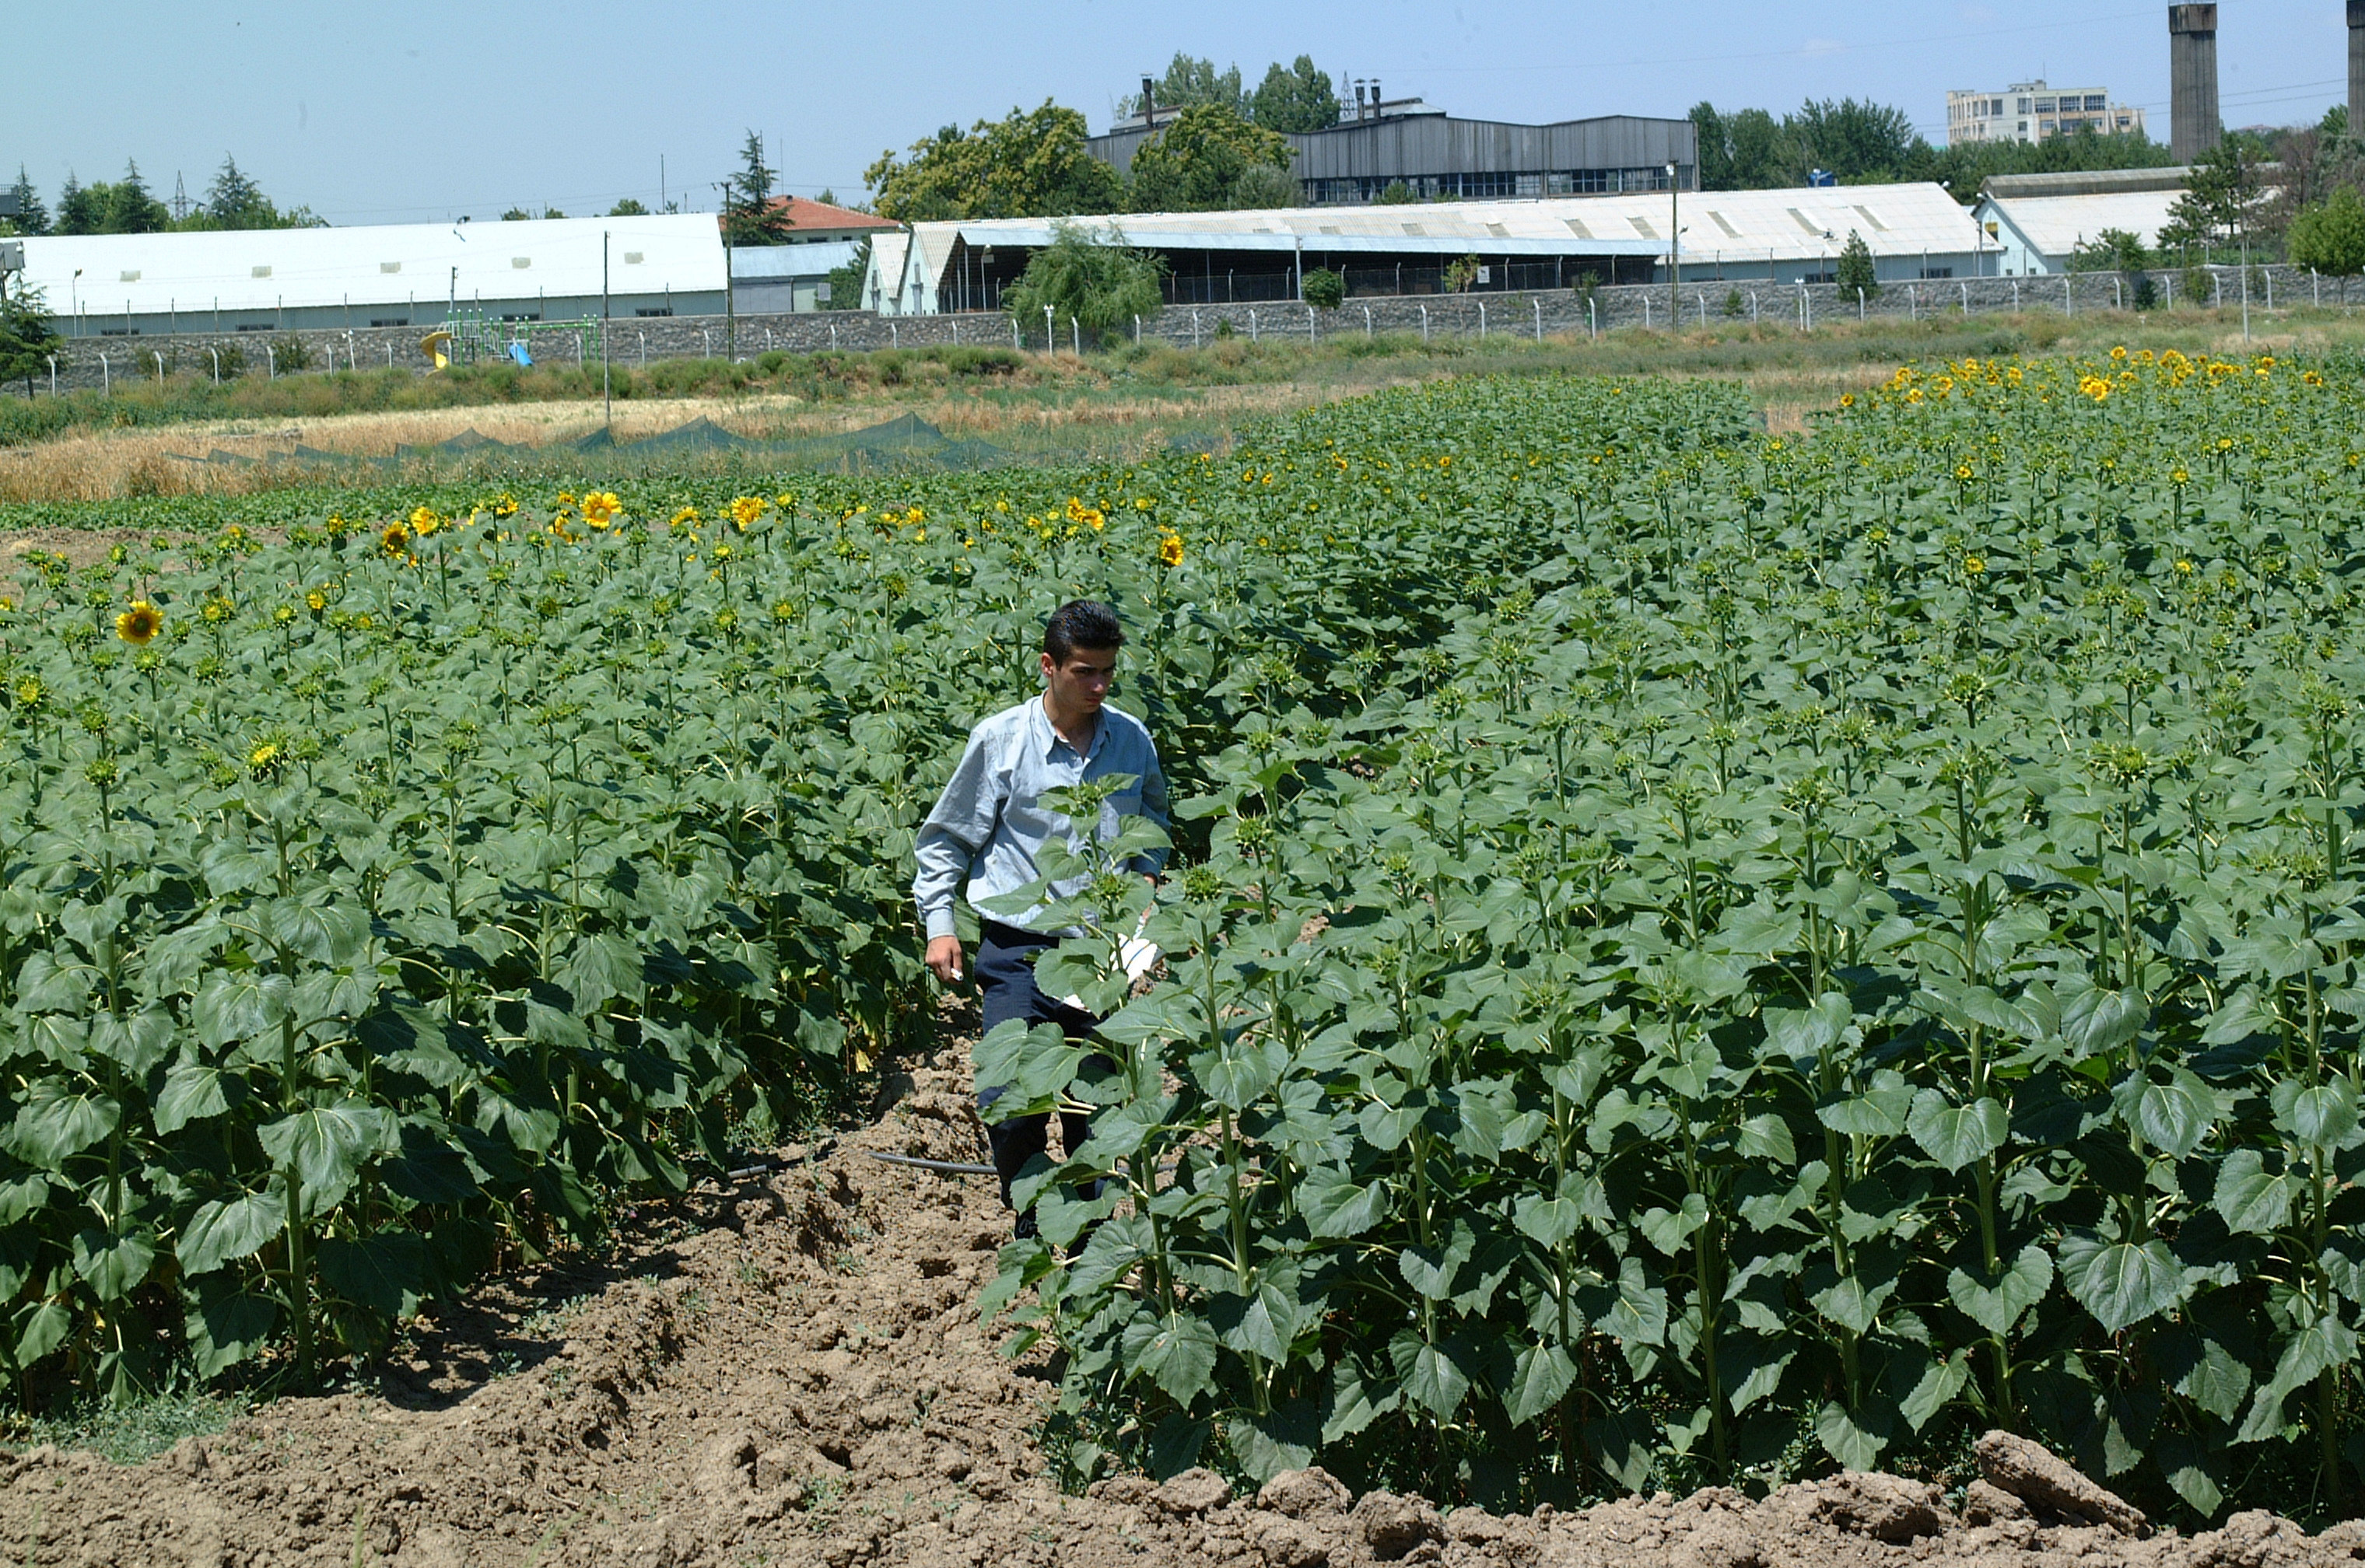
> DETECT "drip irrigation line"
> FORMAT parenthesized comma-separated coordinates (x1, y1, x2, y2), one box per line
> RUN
(869, 1150, 997, 1175)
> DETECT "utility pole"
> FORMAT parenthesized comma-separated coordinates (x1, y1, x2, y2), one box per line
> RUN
(1667, 162, 1680, 331)
(715, 180, 735, 359)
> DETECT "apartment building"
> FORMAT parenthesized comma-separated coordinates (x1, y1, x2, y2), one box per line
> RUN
(1947, 81, 2146, 145)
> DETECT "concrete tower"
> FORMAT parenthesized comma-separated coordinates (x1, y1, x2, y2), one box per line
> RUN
(2168, 5, 2221, 161)
(2350, 1, 2365, 142)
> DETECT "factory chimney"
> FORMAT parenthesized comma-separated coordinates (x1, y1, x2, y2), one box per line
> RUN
(2350, 2, 2365, 142)
(2167, 5, 2220, 162)
(1141, 75, 1156, 127)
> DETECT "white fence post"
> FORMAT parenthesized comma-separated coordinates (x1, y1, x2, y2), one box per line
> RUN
(1307, 305, 1316, 342)
(100, 351, 110, 394)
(1535, 297, 1543, 341)
(1192, 308, 1200, 348)
(1419, 303, 1428, 342)
(264, 344, 275, 378)
(1477, 300, 1487, 338)
(152, 349, 163, 384)
(1857, 286, 1865, 321)
(209, 347, 220, 385)
(1644, 296, 1652, 329)
(1249, 310, 1257, 343)
(1589, 298, 1597, 338)
(1364, 304, 1372, 338)
(47, 355, 57, 396)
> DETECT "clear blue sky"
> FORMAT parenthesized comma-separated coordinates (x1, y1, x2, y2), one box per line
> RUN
(7, 1, 2340, 226)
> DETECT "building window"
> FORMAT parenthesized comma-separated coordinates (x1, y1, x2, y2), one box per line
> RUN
(634, 307, 674, 317)
(1803, 269, 1836, 284)
(2016, 97, 2031, 113)
(236, 323, 273, 331)
(1920, 265, 1954, 279)
(98, 327, 139, 336)
(370, 317, 408, 327)
(498, 312, 540, 322)
(2083, 94, 2107, 110)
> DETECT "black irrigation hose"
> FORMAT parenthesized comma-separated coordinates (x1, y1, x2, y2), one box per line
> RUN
(868, 1150, 997, 1175)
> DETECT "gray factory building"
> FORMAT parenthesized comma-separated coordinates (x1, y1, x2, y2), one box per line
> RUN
(1088, 93, 1697, 205)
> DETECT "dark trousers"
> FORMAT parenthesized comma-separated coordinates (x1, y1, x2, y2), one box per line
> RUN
(974, 921, 1103, 1224)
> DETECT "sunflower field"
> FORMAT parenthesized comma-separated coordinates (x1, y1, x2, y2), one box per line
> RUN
(4, 349, 2365, 1521)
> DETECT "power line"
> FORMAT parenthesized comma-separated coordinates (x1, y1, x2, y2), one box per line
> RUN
(1361, 5, 2157, 75)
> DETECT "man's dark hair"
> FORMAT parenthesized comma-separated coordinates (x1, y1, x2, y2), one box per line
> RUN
(1043, 600, 1124, 664)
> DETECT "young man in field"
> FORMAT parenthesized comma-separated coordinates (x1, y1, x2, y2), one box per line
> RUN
(912, 600, 1168, 1237)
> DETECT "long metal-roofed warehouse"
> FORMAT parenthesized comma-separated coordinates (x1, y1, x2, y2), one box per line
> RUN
(1088, 92, 1697, 205)
(19, 214, 727, 338)
(865, 184, 1988, 315)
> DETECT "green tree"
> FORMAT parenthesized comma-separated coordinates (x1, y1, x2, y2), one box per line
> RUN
(1376, 179, 1416, 205)
(1228, 163, 1299, 209)
(1127, 103, 1292, 213)
(1118, 54, 1246, 119)
(608, 198, 650, 216)
(1834, 229, 1878, 297)
(1301, 267, 1344, 310)
(1788, 98, 1925, 184)
(2161, 136, 2266, 257)
(0, 275, 61, 399)
(2291, 186, 2365, 276)
(1725, 108, 1792, 187)
(2071, 227, 2153, 272)
(500, 207, 532, 221)
(99, 161, 170, 234)
(865, 102, 1123, 222)
(821, 237, 871, 310)
(200, 155, 274, 227)
(724, 131, 792, 245)
(54, 172, 98, 235)
(1690, 103, 1733, 190)
(1004, 220, 1165, 347)
(1250, 57, 1338, 134)
(1444, 254, 1480, 292)
(5, 166, 48, 236)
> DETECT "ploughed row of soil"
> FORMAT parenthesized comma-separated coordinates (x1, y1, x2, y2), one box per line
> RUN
(5, 1041, 2363, 1566)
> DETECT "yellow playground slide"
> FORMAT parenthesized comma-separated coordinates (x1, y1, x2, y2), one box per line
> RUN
(419, 331, 453, 370)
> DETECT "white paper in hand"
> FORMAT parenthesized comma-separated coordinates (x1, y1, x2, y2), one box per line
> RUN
(1058, 922, 1161, 1010)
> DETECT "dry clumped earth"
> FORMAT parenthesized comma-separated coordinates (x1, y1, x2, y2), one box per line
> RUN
(5, 1045, 2364, 1567)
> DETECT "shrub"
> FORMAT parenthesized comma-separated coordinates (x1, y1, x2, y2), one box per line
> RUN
(1301, 268, 1345, 311)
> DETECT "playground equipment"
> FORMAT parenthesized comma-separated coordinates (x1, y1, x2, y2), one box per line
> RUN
(419, 307, 601, 370)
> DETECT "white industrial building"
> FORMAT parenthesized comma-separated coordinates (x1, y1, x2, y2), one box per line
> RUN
(1971, 168, 2190, 275)
(864, 184, 1987, 315)
(21, 213, 728, 338)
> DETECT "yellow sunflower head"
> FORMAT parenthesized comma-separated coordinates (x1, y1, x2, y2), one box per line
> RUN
(730, 495, 766, 529)
(582, 492, 622, 529)
(1158, 531, 1184, 568)
(382, 522, 412, 555)
(115, 600, 163, 645)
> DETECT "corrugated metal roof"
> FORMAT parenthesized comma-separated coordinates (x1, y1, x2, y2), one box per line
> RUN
(20, 214, 726, 316)
(909, 183, 1978, 268)
(1978, 190, 2185, 257)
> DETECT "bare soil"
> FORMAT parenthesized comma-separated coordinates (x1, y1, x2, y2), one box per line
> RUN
(5, 1041, 2363, 1567)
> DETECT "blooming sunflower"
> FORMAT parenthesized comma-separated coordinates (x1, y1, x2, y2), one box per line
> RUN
(116, 600, 163, 645)
(1158, 531, 1185, 568)
(382, 522, 412, 556)
(408, 505, 441, 537)
(730, 495, 766, 529)
(582, 492, 623, 529)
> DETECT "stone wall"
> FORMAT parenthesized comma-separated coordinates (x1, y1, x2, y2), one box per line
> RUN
(19, 264, 2349, 395)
